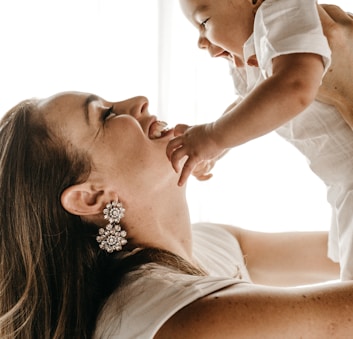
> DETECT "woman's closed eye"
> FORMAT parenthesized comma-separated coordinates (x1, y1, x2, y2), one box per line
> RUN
(102, 106, 116, 122)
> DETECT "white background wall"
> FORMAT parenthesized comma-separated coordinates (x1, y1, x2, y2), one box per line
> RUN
(0, 0, 351, 232)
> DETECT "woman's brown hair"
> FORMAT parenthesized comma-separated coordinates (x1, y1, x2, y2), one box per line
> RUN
(0, 98, 205, 338)
(0, 100, 106, 338)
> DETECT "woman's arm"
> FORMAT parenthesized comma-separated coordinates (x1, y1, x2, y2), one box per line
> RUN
(221, 225, 339, 286)
(155, 281, 353, 338)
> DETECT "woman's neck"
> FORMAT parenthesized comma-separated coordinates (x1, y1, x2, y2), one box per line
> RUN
(133, 190, 195, 264)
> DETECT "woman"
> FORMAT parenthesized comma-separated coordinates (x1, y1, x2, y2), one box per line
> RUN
(0, 90, 352, 339)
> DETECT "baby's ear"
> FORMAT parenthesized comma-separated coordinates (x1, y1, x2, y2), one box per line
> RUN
(60, 183, 106, 216)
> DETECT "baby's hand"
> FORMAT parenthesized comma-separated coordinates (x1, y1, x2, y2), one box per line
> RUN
(191, 159, 215, 181)
(166, 123, 224, 186)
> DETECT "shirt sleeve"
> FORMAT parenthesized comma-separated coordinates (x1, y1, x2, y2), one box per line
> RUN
(94, 266, 245, 339)
(254, 0, 331, 77)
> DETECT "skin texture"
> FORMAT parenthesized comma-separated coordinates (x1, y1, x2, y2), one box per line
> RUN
(167, 0, 350, 186)
(155, 281, 353, 338)
(30, 91, 353, 337)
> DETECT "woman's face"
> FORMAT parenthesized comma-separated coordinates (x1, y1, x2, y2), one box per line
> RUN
(37, 91, 177, 198)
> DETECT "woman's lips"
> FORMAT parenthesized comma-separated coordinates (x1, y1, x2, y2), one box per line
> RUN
(148, 120, 170, 139)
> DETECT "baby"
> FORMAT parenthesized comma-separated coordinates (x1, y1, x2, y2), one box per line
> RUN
(167, 0, 353, 280)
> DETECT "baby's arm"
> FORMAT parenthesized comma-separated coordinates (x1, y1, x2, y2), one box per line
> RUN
(167, 52, 324, 186)
(190, 99, 240, 181)
(213, 52, 324, 146)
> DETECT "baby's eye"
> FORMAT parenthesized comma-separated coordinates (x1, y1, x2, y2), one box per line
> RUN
(200, 18, 209, 28)
(102, 106, 116, 121)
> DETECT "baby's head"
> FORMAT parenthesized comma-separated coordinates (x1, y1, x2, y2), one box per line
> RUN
(179, 0, 262, 66)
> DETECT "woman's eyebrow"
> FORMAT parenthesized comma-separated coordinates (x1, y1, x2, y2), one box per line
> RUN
(83, 94, 100, 124)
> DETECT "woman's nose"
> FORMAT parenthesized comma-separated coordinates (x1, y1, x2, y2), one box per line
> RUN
(113, 96, 149, 118)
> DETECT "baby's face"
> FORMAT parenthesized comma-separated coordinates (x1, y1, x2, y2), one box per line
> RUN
(179, 0, 256, 65)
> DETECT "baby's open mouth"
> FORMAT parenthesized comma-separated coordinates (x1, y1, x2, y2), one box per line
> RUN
(149, 120, 170, 139)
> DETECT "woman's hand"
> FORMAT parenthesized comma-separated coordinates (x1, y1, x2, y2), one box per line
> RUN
(318, 4, 353, 128)
(166, 123, 226, 186)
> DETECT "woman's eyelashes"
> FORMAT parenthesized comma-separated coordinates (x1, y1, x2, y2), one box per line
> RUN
(101, 106, 116, 122)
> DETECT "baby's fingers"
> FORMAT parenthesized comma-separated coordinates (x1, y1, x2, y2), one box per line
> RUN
(166, 138, 189, 173)
(178, 157, 197, 186)
(194, 172, 213, 181)
(174, 124, 190, 137)
(166, 136, 183, 161)
(192, 158, 216, 180)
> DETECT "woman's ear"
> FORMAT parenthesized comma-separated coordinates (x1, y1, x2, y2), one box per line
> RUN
(60, 183, 106, 216)
(248, 0, 263, 12)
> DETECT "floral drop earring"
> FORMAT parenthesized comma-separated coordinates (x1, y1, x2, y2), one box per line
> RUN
(96, 201, 127, 253)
